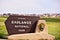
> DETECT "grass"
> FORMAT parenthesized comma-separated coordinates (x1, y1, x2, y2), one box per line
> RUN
(0, 17, 60, 40)
(47, 22, 60, 40)
(0, 18, 7, 22)
(41, 18, 60, 22)
(0, 17, 8, 38)
(41, 18, 60, 40)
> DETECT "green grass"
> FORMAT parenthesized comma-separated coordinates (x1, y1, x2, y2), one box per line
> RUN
(0, 17, 7, 22)
(0, 17, 8, 38)
(40, 18, 60, 40)
(0, 17, 60, 40)
(47, 22, 60, 40)
(41, 18, 60, 22)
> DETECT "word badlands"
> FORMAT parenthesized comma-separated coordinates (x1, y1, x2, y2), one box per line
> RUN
(11, 21, 31, 24)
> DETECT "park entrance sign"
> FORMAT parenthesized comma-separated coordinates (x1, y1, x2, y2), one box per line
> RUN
(5, 15, 40, 35)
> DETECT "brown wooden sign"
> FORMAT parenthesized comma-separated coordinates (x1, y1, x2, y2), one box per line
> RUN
(5, 15, 40, 35)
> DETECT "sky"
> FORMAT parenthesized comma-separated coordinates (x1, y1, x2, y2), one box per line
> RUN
(0, 0, 60, 14)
